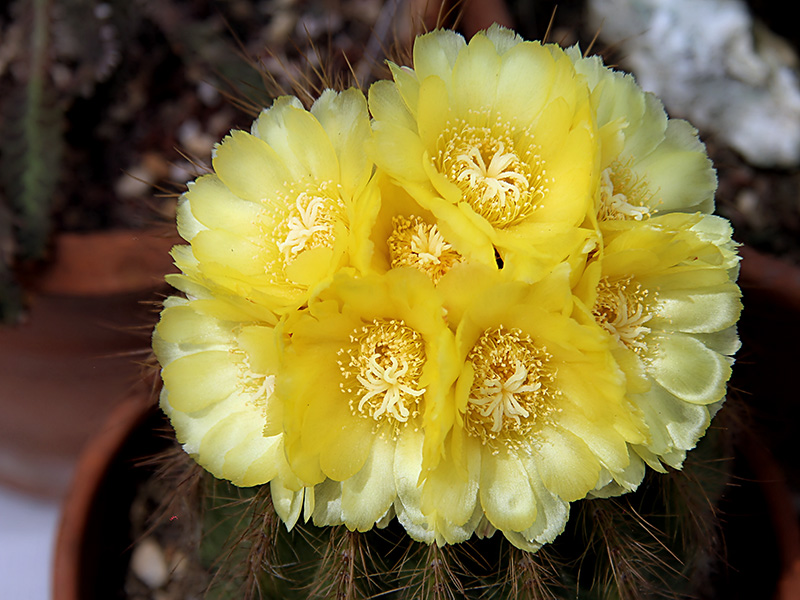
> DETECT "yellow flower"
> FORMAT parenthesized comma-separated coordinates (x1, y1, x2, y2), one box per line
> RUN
(152, 281, 303, 505)
(567, 49, 717, 222)
(395, 264, 648, 550)
(367, 174, 467, 284)
(173, 88, 378, 314)
(369, 25, 599, 282)
(153, 24, 743, 555)
(273, 268, 460, 532)
(578, 212, 741, 476)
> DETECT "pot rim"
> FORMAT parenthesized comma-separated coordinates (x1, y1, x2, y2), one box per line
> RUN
(52, 385, 155, 600)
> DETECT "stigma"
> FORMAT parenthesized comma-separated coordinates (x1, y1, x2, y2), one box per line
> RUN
(598, 161, 653, 222)
(593, 276, 653, 355)
(387, 215, 463, 283)
(465, 326, 559, 446)
(340, 319, 426, 427)
(435, 115, 547, 227)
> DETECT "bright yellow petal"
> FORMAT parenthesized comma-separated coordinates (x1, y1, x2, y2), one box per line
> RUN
(212, 130, 288, 202)
(310, 88, 372, 197)
(451, 33, 501, 114)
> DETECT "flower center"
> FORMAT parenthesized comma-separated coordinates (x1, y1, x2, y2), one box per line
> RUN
(598, 161, 652, 221)
(465, 326, 558, 446)
(387, 215, 463, 284)
(276, 185, 344, 264)
(592, 276, 653, 355)
(435, 117, 546, 227)
(340, 319, 426, 426)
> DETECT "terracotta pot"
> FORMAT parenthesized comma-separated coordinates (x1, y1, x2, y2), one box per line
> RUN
(52, 388, 162, 600)
(0, 228, 179, 497)
(735, 247, 800, 600)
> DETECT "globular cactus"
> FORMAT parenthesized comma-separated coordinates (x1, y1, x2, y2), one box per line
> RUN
(150, 24, 741, 600)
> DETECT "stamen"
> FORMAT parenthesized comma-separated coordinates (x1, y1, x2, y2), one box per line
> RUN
(342, 319, 426, 428)
(465, 326, 559, 447)
(387, 215, 463, 283)
(435, 115, 547, 227)
(275, 184, 345, 264)
(593, 276, 653, 354)
(598, 162, 652, 221)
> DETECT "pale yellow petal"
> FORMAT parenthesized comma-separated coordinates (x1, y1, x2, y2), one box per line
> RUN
(310, 479, 345, 527)
(421, 438, 481, 528)
(310, 88, 372, 196)
(271, 480, 305, 530)
(160, 350, 240, 412)
(633, 119, 717, 214)
(393, 429, 433, 542)
(184, 174, 264, 236)
(690, 327, 741, 356)
(252, 95, 339, 185)
(636, 383, 712, 453)
(199, 411, 267, 480)
(282, 99, 340, 183)
(370, 121, 428, 183)
(191, 229, 267, 277)
(505, 460, 570, 550)
(647, 333, 732, 405)
(532, 425, 601, 501)
(556, 403, 634, 475)
(413, 29, 465, 85)
(451, 33, 500, 115)
(388, 62, 420, 116)
(368, 79, 417, 130)
(341, 434, 397, 531)
(650, 284, 742, 334)
(483, 23, 523, 54)
(495, 41, 556, 126)
(417, 75, 451, 149)
(231, 434, 284, 486)
(176, 194, 205, 242)
(155, 304, 234, 347)
(479, 450, 537, 532)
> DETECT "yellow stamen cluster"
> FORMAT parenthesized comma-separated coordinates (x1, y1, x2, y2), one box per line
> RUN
(593, 276, 653, 355)
(276, 184, 345, 263)
(340, 319, 427, 426)
(465, 326, 559, 446)
(387, 215, 464, 283)
(435, 115, 546, 227)
(598, 161, 653, 221)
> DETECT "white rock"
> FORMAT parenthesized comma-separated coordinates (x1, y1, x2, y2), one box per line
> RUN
(588, 0, 800, 168)
(130, 537, 169, 589)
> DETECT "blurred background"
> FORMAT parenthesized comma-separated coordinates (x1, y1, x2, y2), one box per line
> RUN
(1, 0, 798, 598)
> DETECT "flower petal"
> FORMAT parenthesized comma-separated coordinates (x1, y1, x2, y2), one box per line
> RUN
(479, 450, 537, 532)
(341, 435, 397, 531)
(160, 350, 240, 413)
(532, 425, 601, 501)
(647, 333, 732, 405)
(212, 130, 288, 202)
